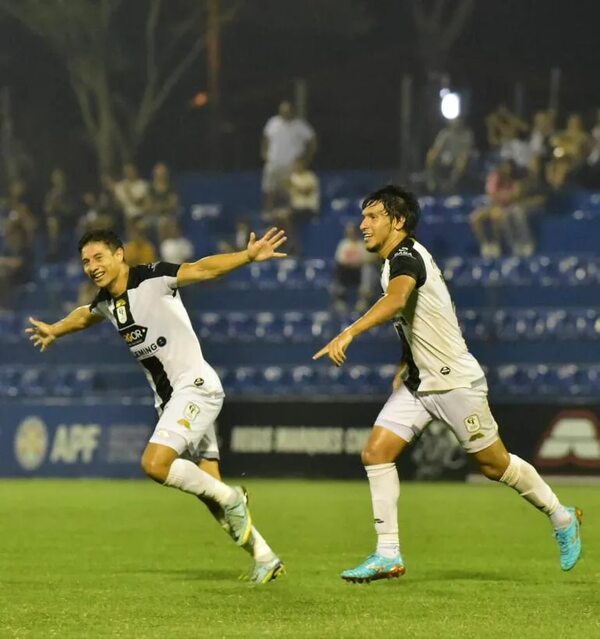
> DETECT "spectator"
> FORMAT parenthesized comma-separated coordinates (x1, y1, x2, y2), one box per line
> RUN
(425, 118, 474, 194)
(97, 173, 124, 229)
(146, 162, 180, 242)
(486, 105, 529, 153)
(1, 178, 37, 240)
(551, 114, 589, 169)
(123, 219, 156, 266)
(0, 217, 34, 307)
(159, 218, 194, 264)
(44, 168, 76, 260)
(576, 111, 600, 188)
(470, 160, 519, 258)
(331, 223, 370, 313)
(529, 110, 555, 162)
(261, 100, 317, 216)
(114, 163, 149, 232)
(356, 251, 381, 313)
(271, 158, 320, 255)
(78, 191, 119, 236)
(503, 155, 548, 257)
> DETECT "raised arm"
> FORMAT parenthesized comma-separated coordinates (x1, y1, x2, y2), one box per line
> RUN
(176, 227, 286, 288)
(313, 275, 416, 367)
(26, 305, 104, 352)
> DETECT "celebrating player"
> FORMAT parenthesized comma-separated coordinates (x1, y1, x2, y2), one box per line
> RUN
(27, 227, 287, 584)
(313, 185, 582, 582)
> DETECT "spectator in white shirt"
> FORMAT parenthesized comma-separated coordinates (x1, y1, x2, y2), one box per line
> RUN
(331, 223, 371, 313)
(261, 100, 317, 216)
(114, 163, 149, 232)
(159, 218, 194, 264)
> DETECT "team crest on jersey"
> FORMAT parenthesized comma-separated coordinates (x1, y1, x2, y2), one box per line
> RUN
(184, 402, 200, 421)
(464, 414, 481, 433)
(113, 297, 133, 327)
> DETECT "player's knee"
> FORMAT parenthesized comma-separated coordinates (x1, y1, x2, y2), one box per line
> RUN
(141, 454, 170, 483)
(479, 456, 509, 482)
(361, 446, 391, 466)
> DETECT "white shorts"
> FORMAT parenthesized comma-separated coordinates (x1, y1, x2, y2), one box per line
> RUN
(375, 380, 499, 454)
(149, 388, 224, 461)
(262, 164, 292, 194)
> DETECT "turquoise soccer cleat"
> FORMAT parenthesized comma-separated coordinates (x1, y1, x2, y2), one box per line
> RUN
(223, 486, 253, 546)
(248, 556, 286, 585)
(554, 506, 583, 571)
(341, 553, 406, 583)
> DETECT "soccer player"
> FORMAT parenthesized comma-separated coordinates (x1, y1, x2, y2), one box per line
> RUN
(27, 228, 287, 584)
(313, 185, 582, 582)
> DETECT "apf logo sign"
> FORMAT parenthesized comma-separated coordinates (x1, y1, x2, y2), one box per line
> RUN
(14, 417, 49, 470)
(13, 417, 102, 470)
(534, 410, 600, 468)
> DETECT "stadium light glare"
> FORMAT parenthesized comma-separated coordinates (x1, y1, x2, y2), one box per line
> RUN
(440, 92, 461, 120)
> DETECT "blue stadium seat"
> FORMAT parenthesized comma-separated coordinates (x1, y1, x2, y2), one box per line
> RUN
(197, 312, 229, 341)
(0, 367, 20, 397)
(228, 312, 254, 341)
(0, 312, 18, 338)
(458, 309, 488, 340)
(19, 368, 47, 397)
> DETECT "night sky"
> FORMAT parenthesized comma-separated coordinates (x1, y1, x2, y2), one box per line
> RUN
(1, 0, 599, 189)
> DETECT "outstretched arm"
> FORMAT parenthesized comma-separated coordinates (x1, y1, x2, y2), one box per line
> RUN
(176, 227, 287, 287)
(26, 305, 104, 352)
(313, 275, 416, 367)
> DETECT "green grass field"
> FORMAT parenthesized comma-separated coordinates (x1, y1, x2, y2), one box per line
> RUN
(0, 480, 598, 639)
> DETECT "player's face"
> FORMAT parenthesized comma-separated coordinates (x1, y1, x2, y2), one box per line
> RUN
(81, 242, 123, 289)
(360, 202, 393, 253)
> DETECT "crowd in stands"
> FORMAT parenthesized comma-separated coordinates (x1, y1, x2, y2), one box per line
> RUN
(2, 98, 600, 313)
(0, 161, 187, 307)
(426, 106, 600, 258)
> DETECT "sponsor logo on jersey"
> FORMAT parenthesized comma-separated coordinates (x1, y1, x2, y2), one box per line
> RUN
(121, 324, 148, 347)
(534, 410, 600, 468)
(392, 246, 415, 260)
(131, 336, 167, 358)
(440, 366, 451, 375)
(194, 377, 205, 387)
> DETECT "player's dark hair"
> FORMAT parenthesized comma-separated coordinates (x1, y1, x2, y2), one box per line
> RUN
(362, 184, 421, 237)
(78, 229, 124, 253)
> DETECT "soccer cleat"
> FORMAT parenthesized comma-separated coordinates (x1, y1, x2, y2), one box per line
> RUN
(248, 556, 286, 585)
(341, 553, 406, 583)
(554, 506, 583, 571)
(223, 486, 253, 546)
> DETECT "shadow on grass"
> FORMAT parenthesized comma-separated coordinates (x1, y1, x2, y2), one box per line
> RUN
(121, 568, 242, 581)
(413, 569, 525, 582)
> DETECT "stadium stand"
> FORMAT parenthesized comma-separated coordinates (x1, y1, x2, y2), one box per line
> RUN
(1, 170, 599, 401)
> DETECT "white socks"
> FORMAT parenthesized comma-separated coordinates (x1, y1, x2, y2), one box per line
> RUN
(165, 458, 237, 506)
(499, 453, 572, 529)
(247, 528, 275, 563)
(366, 463, 400, 558)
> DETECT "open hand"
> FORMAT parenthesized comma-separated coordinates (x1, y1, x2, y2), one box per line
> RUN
(312, 331, 354, 367)
(247, 227, 287, 262)
(25, 317, 56, 352)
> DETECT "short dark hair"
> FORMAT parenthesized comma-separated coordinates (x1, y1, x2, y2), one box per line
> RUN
(78, 229, 123, 253)
(361, 184, 421, 236)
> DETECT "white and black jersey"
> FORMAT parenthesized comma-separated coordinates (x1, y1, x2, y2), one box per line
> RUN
(90, 263, 223, 411)
(381, 238, 484, 393)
